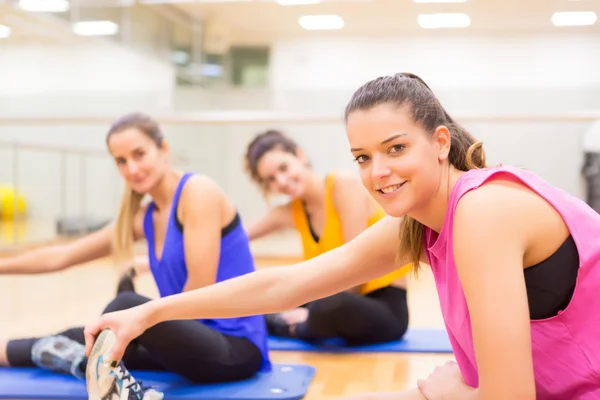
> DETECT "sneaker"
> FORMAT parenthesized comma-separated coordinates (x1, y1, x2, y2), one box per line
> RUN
(32, 335, 86, 380)
(86, 329, 163, 400)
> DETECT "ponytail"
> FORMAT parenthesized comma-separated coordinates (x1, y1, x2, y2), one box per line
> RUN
(112, 185, 144, 262)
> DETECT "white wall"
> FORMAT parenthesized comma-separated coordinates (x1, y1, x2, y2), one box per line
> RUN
(3, 32, 600, 244)
(226, 34, 599, 215)
(270, 34, 600, 90)
(0, 41, 174, 112)
(0, 39, 176, 224)
(163, 33, 600, 227)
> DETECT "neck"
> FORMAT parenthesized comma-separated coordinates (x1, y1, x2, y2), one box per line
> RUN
(300, 172, 327, 208)
(148, 169, 184, 212)
(409, 165, 464, 233)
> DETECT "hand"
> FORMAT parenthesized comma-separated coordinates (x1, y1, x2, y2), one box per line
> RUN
(279, 308, 309, 325)
(84, 304, 151, 365)
(417, 361, 476, 400)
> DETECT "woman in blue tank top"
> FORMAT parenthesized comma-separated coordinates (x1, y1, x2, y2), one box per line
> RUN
(0, 113, 271, 400)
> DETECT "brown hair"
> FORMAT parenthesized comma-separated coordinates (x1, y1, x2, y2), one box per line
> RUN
(344, 73, 486, 270)
(106, 112, 164, 262)
(244, 130, 299, 193)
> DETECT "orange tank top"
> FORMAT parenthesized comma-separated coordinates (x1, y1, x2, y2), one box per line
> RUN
(290, 173, 409, 295)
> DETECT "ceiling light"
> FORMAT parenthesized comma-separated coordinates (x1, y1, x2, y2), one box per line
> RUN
(73, 21, 119, 36)
(418, 13, 471, 28)
(278, 0, 321, 5)
(414, 0, 466, 3)
(18, 0, 70, 12)
(299, 14, 344, 30)
(0, 25, 11, 38)
(551, 11, 597, 26)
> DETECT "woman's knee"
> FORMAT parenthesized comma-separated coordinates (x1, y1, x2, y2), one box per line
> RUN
(103, 292, 151, 314)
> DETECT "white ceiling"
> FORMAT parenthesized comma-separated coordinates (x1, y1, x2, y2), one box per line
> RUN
(2, 0, 599, 46)
(0, 3, 88, 44)
(165, 0, 600, 43)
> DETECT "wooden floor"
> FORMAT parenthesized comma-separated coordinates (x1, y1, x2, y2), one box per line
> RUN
(0, 238, 454, 400)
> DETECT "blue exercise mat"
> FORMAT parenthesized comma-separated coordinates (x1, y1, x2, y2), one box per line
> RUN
(0, 363, 315, 400)
(268, 328, 453, 353)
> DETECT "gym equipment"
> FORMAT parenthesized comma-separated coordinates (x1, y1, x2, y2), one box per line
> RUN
(0, 185, 27, 219)
(268, 328, 453, 353)
(55, 217, 110, 236)
(0, 363, 315, 400)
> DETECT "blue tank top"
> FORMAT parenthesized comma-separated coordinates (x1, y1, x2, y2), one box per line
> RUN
(143, 172, 272, 372)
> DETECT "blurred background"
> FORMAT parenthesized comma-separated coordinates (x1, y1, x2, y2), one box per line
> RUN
(0, 0, 599, 255)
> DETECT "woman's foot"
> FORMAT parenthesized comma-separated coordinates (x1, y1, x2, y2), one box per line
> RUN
(31, 335, 86, 379)
(86, 329, 163, 400)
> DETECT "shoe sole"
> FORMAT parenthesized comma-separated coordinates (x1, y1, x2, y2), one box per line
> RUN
(86, 329, 116, 400)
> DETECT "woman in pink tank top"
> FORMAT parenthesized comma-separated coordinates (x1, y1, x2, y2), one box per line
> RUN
(341, 73, 600, 400)
(84, 73, 600, 400)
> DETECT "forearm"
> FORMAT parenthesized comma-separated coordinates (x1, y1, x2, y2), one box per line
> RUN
(0, 246, 66, 274)
(143, 219, 402, 328)
(144, 267, 294, 326)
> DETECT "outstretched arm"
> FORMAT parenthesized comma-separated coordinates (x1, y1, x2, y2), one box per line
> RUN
(0, 222, 114, 274)
(85, 215, 404, 361)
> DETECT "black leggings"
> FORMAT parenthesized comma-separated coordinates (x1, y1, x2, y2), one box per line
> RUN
(270, 286, 409, 345)
(6, 292, 264, 383)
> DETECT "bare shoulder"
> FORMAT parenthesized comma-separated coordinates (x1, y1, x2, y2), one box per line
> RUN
(331, 169, 362, 187)
(179, 174, 229, 218)
(456, 177, 539, 226)
(273, 202, 292, 216)
(331, 169, 369, 201)
(182, 174, 224, 198)
(454, 174, 567, 256)
(456, 175, 549, 219)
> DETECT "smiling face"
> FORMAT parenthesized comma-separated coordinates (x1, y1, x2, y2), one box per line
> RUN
(256, 147, 311, 198)
(107, 127, 169, 195)
(346, 103, 450, 218)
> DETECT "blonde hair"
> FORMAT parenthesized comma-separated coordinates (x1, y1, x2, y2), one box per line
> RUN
(106, 113, 163, 262)
(112, 186, 144, 262)
(345, 73, 487, 272)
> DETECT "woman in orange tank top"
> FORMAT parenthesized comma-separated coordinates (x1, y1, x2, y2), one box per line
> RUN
(244, 130, 410, 345)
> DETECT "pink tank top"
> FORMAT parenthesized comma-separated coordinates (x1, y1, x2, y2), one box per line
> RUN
(424, 165, 600, 399)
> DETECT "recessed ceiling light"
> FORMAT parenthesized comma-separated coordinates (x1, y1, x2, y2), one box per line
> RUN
(414, 0, 467, 3)
(72, 21, 120, 36)
(0, 25, 11, 39)
(278, 0, 321, 5)
(18, 0, 70, 12)
(551, 11, 597, 26)
(418, 13, 470, 28)
(299, 14, 344, 30)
